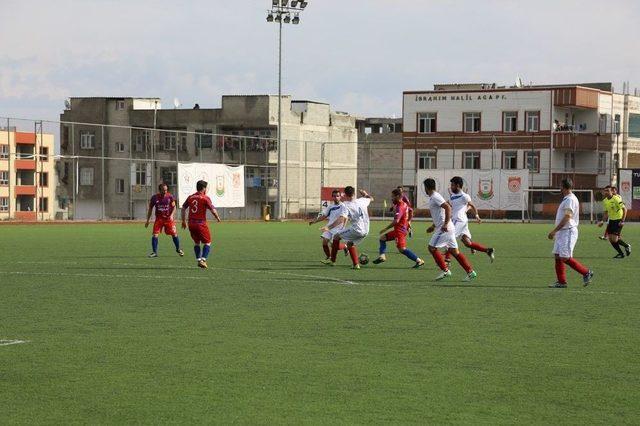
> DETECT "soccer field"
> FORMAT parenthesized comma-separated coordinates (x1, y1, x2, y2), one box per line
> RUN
(1, 221, 638, 424)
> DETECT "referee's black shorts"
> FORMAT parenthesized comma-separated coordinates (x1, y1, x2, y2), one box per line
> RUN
(606, 219, 623, 236)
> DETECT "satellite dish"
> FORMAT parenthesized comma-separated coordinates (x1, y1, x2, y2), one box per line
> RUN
(173, 98, 182, 109)
(64, 99, 71, 109)
(515, 75, 524, 88)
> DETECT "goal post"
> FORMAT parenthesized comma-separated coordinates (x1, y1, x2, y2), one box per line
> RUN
(521, 189, 594, 223)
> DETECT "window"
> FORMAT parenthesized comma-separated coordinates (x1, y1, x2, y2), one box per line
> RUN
(525, 111, 540, 132)
(195, 130, 213, 149)
(162, 133, 177, 151)
(80, 131, 95, 149)
(0, 170, 8, 185)
(39, 197, 48, 212)
(133, 130, 150, 152)
(503, 112, 517, 133)
(80, 167, 94, 186)
(418, 113, 437, 133)
(599, 114, 608, 134)
(115, 142, 126, 153)
(463, 113, 481, 132)
(39, 172, 48, 187)
(1, 145, 9, 159)
(162, 169, 177, 186)
(0, 197, 8, 212)
(502, 151, 518, 169)
(115, 178, 125, 194)
(134, 163, 151, 186)
(418, 151, 437, 169)
(598, 152, 607, 175)
(116, 100, 126, 110)
(462, 151, 481, 169)
(525, 151, 540, 173)
(614, 114, 621, 134)
(564, 152, 575, 171)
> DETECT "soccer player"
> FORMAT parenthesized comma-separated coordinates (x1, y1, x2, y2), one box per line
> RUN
(309, 189, 347, 262)
(373, 188, 424, 267)
(145, 183, 184, 258)
(598, 185, 631, 258)
(322, 186, 373, 269)
(181, 180, 222, 269)
(423, 178, 476, 281)
(443, 176, 495, 264)
(390, 186, 414, 237)
(548, 178, 593, 288)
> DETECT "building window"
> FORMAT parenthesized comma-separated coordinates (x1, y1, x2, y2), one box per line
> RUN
(599, 114, 608, 134)
(80, 167, 94, 186)
(418, 113, 437, 133)
(0, 170, 8, 185)
(418, 151, 437, 169)
(1, 145, 9, 160)
(39, 172, 49, 187)
(503, 111, 517, 133)
(463, 113, 481, 133)
(0, 197, 8, 212)
(134, 163, 151, 186)
(525, 111, 540, 132)
(162, 132, 177, 151)
(502, 151, 518, 169)
(462, 151, 481, 169)
(614, 114, 621, 134)
(133, 130, 150, 152)
(80, 131, 95, 149)
(525, 151, 540, 173)
(115, 142, 126, 153)
(39, 146, 49, 161)
(195, 130, 214, 149)
(564, 152, 575, 171)
(161, 169, 177, 186)
(39, 197, 48, 212)
(116, 99, 126, 110)
(115, 178, 125, 194)
(598, 152, 607, 175)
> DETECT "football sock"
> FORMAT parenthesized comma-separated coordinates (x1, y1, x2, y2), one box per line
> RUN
(348, 246, 359, 266)
(430, 250, 448, 271)
(610, 241, 624, 255)
(564, 258, 589, 275)
(151, 236, 158, 253)
(322, 244, 331, 258)
(379, 239, 387, 255)
(555, 258, 567, 284)
(619, 240, 630, 249)
(467, 241, 488, 252)
(331, 239, 340, 262)
(444, 251, 452, 262)
(194, 245, 201, 259)
(453, 252, 473, 273)
(401, 249, 419, 262)
(172, 236, 180, 250)
(202, 244, 211, 260)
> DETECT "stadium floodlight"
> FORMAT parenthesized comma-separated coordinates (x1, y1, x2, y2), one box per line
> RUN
(266, 13, 274, 22)
(292, 13, 300, 24)
(283, 13, 291, 23)
(274, 13, 282, 22)
(299, 1, 308, 9)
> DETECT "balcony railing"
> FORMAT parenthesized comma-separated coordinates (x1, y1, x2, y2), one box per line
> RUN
(553, 132, 612, 151)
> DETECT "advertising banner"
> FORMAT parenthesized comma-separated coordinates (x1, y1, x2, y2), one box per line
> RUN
(178, 163, 245, 207)
(619, 168, 640, 211)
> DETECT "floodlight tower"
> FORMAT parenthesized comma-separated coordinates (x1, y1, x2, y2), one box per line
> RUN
(266, 0, 309, 219)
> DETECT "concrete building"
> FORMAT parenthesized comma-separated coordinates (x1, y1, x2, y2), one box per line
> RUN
(0, 128, 56, 220)
(58, 95, 357, 219)
(401, 82, 640, 194)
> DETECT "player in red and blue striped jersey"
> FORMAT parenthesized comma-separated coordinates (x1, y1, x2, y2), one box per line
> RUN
(145, 183, 184, 258)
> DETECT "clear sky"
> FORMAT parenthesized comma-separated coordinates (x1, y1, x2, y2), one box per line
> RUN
(1, 0, 639, 121)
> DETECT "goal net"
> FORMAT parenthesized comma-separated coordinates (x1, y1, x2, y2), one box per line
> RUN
(521, 189, 595, 223)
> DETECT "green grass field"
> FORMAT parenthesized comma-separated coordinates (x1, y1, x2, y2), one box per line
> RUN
(1, 221, 639, 424)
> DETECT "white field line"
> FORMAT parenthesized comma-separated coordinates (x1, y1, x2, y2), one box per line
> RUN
(0, 340, 28, 347)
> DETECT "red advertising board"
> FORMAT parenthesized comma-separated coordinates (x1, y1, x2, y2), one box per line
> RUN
(321, 186, 345, 201)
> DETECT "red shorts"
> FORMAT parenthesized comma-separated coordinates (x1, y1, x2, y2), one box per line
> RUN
(188, 222, 211, 245)
(385, 229, 407, 250)
(153, 219, 177, 236)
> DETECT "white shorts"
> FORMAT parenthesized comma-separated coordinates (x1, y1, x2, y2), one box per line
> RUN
(337, 228, 368, 246)
(453, 220, 471, 239)
(429, 228, 458, 249)
(321, 227, 343, 240)
(553, 227, 578, 258)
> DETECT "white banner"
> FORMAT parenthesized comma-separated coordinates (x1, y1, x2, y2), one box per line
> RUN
(416, 169, 529, 210)
(178, 163, 245, 208)
(618, 169, 633, 208)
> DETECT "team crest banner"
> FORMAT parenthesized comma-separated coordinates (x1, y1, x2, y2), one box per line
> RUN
(178, 163, 245, 207)
(416, 169, 529, 210)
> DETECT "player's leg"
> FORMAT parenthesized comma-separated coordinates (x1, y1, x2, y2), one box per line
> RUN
(166, 221, 184, 256)
(396, 232, 423, 268)
(563, 229, 592, 286)
(448, 247, 476, 281)
(188, 224, 202, 262)
(550, 254, 568, 288)
(198, 226, 212, 268)
(461, 234, 494, 263)
(149, 219, 163, 257)
(373, 232, 392, 264)
(321, 237, 331, 259)
(329, 234, 343, 264)
(607, 226, 625, 258)
(346, 241, 360, 269)
(617, 228, 631, 256)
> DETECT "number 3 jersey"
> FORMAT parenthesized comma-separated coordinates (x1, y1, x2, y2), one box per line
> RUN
(182, 193, 215, 222)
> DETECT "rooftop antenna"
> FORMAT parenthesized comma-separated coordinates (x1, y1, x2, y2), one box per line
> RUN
(64, 98, 71, 110)
(515, 75, 524, 88)
(173, 98, 182, 109)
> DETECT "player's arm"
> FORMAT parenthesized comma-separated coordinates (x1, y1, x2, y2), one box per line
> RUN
(380, 205, 401, 234)
(441, 202, 451, 232)
(620, 201, 627, 224)
(325, 216, 346, 231)
(598, 210, 608, 227)
(211, 208, 222, 223)
(548, 209, 572, 239)
(309, 214, 327, 225)
(359, 189, 374, 202)
(145, 201, 153, 228)
(467, 201, 481, 223)
(169, 200, 176, 221)
(180, 198, 189, 229)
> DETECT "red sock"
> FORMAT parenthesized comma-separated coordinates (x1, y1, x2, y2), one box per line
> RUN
(348, 246, 359, 265)
(564, 258, 589, 275)
(453, 252, 473, 273)
(331, 239, 340, 262)
(431, 250, 448, 271)
(322, 244, 331, 258)
(339, 243, 346, 250)
(444, 251, 452, 261)
(555, 258, 567, 284)
(467, 241, 488, 252)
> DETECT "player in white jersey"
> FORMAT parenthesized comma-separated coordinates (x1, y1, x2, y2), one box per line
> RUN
(322, 186, 373, 269)
(423, 178, 477, 282)
(444, 176, 495, 265)
(309, 189, 347, 262)
(547, 178, 593, 288)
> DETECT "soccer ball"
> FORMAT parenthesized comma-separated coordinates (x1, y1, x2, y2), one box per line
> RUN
(358, 254, 369, 265)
